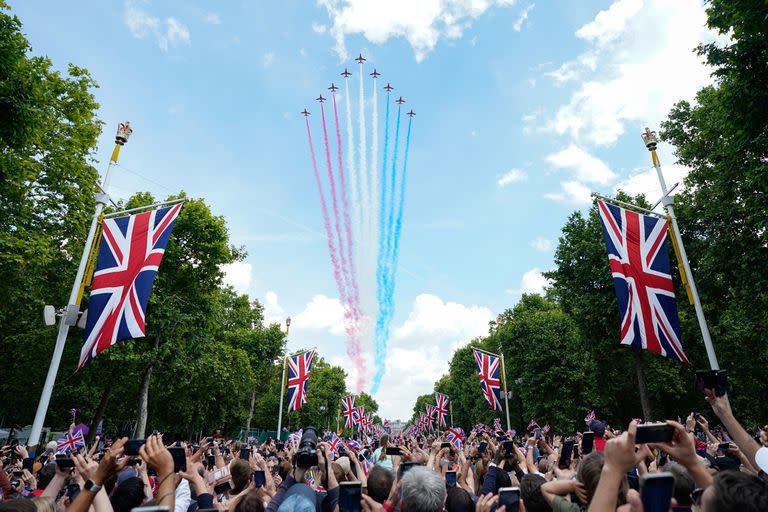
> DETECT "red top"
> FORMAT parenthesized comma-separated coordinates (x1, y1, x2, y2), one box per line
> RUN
(595, 437, 607, 452)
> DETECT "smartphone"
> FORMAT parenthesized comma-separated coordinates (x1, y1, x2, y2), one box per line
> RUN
(12, 470, 23, 478)
(503, 440, 515, 457)
(694, 370, 728, 396)
(169, 447, 186, 472)
(478, 442, 488, 455)
(400, 461, 417, 476)
(572, 444, 580, 460)
(657, 450, 668, 468)
(253, 470, 266, 487)
(445, 470, 457, 487)
(55, 454, 75, 469)
(339, 481, 362, 512)
(498, 487, 521, 511)
(635, 423, 674, 444)
(385, 446, 402, 456)
(641, 472, 675, 512)
(440, 442, 451, 449)
(206, 455, 215, 469)
(581, 432, 594, 454)
(206, 437, 214, 444)
(559, 440, 575, 468)
(125, 439, 146, 456)
(718, 443, 730, 453)
(213, 480, 234, 495)
(22, 457, 34, 471)
(534, 428, 542, 440)
(240, 447, 251, 460)
(66, 483, 81, 501)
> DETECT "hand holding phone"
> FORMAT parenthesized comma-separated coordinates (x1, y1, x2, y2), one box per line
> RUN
(635, 423, 674, 444)
(498, 487, 520, 511)
(168, 447, 187, 472)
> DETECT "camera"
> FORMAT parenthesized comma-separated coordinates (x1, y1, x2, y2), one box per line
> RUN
(294, 426, 319, 468)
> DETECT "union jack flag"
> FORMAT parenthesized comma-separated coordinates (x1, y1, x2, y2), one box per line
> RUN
(79, 203, 183, 369)
(446, 427, 464, 450)
(434, 393, 449, 427)
(584, 410, 596, 424)
(542, 424, 551, 434)
(327, 434, 341, 457)
(493, 418, 503, 433)
(472, 423, 491, 435)
(527, 419, 539, 431)
(596, 200, 687, 362)
(472, 349, 503, 411)
(288, 430, 303, 451)
(425, 404, 436, 430)
(287, 350, 315, 412)
(346, 439, 361, 452)
(341, 395, 356, 429)
(353, 407, 364, 430)
(506, 429, 516, 439)
(56, 429, 85, 453)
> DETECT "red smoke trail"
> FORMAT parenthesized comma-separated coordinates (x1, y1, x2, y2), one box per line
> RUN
(320, 104, 366, 390)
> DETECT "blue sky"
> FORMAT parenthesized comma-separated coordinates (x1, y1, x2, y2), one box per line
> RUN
(14, 0, 720, 420)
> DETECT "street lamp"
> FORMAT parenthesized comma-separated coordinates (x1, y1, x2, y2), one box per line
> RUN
(285, 317, 291, 336)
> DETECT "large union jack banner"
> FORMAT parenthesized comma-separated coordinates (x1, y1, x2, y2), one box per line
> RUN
(79, 203, 183, 369)
(341, 395, 356, 429)
(472, 348, 503, 411)
(434, 392, 449, 427)
(287, 350, 316, 412)
(596, 199, 687, 362)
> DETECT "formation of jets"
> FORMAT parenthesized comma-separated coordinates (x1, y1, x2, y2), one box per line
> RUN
(303, 56, 415, 119)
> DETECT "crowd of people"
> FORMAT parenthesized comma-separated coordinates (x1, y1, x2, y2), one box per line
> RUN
(2, 388, 768, 512)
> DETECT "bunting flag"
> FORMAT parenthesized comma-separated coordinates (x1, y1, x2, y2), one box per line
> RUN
(434, 393, 449, 428)
(596, 199, 688, 362)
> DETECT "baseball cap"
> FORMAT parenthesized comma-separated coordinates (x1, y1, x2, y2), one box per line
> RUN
(589, 420, 606, 436)
(278, 483, 316, 512)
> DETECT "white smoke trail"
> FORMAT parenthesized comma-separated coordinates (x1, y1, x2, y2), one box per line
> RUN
(367, 75, 379, 325)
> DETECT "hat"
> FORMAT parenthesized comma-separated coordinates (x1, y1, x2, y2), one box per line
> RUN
(116, 467, 138, 485)
(755, 447, 768, 474)
(713, 456, 740, 472)
(335, 456, 351, 475)
(278, 483, 316, 512)
(588, 420, 606, 436)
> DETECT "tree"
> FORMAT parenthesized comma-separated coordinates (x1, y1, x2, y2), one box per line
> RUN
(660, 0, 768, 424)
(0, 0, 103, 427)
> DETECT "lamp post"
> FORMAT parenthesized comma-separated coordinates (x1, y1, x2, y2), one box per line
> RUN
(640, 128, 719, 370)
(28, 123, 132, 452)
(514, 377, 524, 430)
(276, 317, 292, 438)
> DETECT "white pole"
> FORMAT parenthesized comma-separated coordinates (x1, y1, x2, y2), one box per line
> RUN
(500, 352, 511, 432)
(642, 129, 719, 370)
(27, 123, 132, 451)
(276, 355, 288, 439)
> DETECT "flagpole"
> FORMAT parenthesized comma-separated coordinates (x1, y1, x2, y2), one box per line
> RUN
(450, 401, 454, 427)
(500, 352, 511, 431)
(641, 128, 720, 370)
(276, 317, 291, 440)
(27, 123, 132, 453)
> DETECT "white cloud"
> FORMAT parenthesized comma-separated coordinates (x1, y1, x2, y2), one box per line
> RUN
(317, 0, 518, 62)
(292, 294, 347, 336)
(203, 12, 221, 25)
(263, 52, 275, 69)
(545, 144, 616, 185)
(506, 267, 551, 296)
(392, 294, 493, 346)
(543, 0, 721, 146)
(497, 168, 528, 187)
(530, 236, 552, 252)
(512, 4, 534, 32)
(124, 1, 190, 51)
(543, 180, 593, 205)
(221, 262, 253, 295)
(614, 153, 689, 206)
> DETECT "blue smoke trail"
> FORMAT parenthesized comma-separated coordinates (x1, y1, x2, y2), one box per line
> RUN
(371, 104, 402, 392)
(390, 117, 412, 284)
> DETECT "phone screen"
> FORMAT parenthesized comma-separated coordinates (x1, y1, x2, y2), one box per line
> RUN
(641, 473, 674, 512)
(254, 470, 266, 487)
(206, 455, 216, 468)
(635, 424, 674, 444)
(169, 447, 187, 472)
(445, 470, 457, 487)
(385, 446, 402, 456)
(499, 487, 520, 511)
(55, 455, 75, 469)
(66, 483, 81, 500)
(125, 439, 146, 456)
(503, 440, 515, 457)
(440, 442, 451, 449)
(478, 442, 488, 455)
(559, 440, 574, 468)
(339, 482, 362, 512)
(581, 432, 594, 454)
(240, 447, 251, 460)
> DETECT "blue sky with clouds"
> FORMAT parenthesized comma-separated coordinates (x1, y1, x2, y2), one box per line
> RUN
(14, 0, 720, 420)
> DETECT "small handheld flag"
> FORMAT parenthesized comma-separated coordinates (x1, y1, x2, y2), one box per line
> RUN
(56, 430, 85, 453)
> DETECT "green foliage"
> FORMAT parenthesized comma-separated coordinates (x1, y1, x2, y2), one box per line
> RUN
(660, 0, 768, 425)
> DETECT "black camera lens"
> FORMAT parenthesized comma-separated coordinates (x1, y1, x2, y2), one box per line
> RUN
(295, 426, 319, 468)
